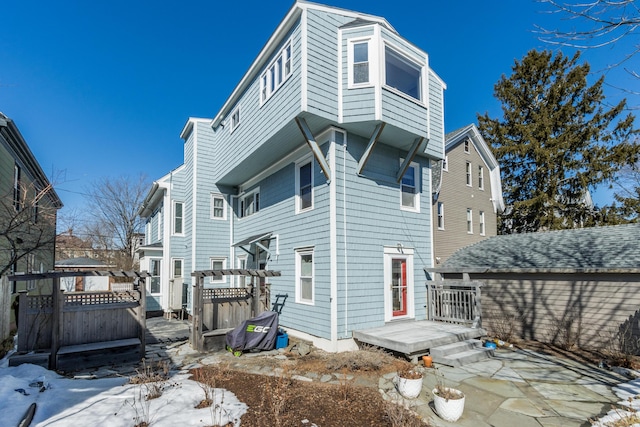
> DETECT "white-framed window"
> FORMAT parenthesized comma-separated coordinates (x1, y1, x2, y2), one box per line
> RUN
(239, 189, 260, 218)
(479, 211, 486, 236)
(172, 201, 184, 235)
(211, 193, 226, 220)
(157, 210, 162, 241)
(172, 258, 183, 278)
(437, 202, 444, 230)
(466, 162, 472, 187)
(464, 139, 470, 153)
(442, 156, 448, 172)
(209, 257, 227, 284)
(230, 106, 240, 133)
(295, 247, 314, 304)
(145, 222, 151, 245)
(295, 157, 313, 213)
(348, 38, 371, 87)
(236, 255, 249, 287)
(150, 258, 161, 294)
(466, 208, 473, 234)
(478, 165, 484, 190)
(384, 46, 422, 101)
(401, 161, 420, 211)
(260, 39, 292, 104)
(13, 164, 21, 211)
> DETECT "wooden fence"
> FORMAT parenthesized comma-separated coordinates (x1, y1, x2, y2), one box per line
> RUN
(191, 269, 280, 352)
(427, 280, 483, 327)
(9, 270, 148, 370)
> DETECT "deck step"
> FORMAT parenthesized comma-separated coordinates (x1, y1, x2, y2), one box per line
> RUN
(430, 339, 483, 358)
(432, 346, 494, 367)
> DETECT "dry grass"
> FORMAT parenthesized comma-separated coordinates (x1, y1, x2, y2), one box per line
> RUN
(384, 401, 426, 427)
(293, 345, 412, 375)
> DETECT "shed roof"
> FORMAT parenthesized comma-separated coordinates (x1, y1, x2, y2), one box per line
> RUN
(55, 257, 109, 268)
(438, 223, 640, 272)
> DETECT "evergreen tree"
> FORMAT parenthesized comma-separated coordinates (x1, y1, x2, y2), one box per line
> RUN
(478, 49, 639, 233)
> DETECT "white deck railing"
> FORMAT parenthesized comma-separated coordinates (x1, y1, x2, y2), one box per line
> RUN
(427, 280, 483, 327)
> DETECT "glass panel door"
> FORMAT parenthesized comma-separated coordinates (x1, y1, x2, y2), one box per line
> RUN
(391, 259, 407, 316)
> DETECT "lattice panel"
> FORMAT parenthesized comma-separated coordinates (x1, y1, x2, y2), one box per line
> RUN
(202, 288, 251, 300)
(64, 291, 139, 306)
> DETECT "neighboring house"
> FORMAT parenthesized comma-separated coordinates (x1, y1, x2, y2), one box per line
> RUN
(138, 1, 447, 351)
(56, 229, 94, 260)
(0, 112, 62, 339)
(430, 223, 640, 354)
(431, 124, 504, 265)
(55, 257, 114, 292)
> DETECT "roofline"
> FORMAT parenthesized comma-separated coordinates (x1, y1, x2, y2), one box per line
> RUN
(210, 0, 396, 129)
(180, 117, 212, 140)
(0, 112, 63, 208)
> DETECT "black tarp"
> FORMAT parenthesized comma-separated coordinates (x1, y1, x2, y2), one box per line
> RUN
(226, 311, 279, 353)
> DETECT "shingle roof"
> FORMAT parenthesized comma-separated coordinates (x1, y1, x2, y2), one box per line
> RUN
(441, 223, 640, 271)
(55, 257, 109, 268)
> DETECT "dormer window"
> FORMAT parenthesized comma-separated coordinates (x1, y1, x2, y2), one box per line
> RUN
(260, 40, 293, 104)
(384, 46, 422, 101)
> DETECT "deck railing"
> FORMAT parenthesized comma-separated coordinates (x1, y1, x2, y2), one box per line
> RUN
(427, 280, 483, 327)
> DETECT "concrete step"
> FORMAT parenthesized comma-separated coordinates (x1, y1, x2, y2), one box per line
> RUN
(430, 339, 483, 358)
(432, 346, 494, 367)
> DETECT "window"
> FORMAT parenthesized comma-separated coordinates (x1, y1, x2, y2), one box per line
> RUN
(466, 162, 472, 186)
(295, 248, 314, 304)
(150, 259, 161, 294)
(145, 222, 151, 245)
(352, 41, 369, 84)
(210, 257, 227, 284)
(466, 208, 473, 234)
(211, 194, 226, 220)
(296, 159, 313, 212)
(173, 201, 183, 235)
(157, 211, 162, 241)
(442, 156, 448, 172)
(260, 40, 292, 103)
(230, 106, 240, 132)
(437, 202, 444, 230)
(464, 140, 470, 153)
(172, 259, 183, 278)
(13, 164, 21, 211)
(401, 162, 419, 211)
(237, 256, 248, 287)
(385, 46, 422, 101)
(240, 190, 259, 218)
(478, 165, 484, 190)
(479, 211, 486, 236)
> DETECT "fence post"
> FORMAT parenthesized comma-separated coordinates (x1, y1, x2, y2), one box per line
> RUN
(191, 277, 203, 351)
(252, 275, 261, 316)
(0, 276, 9, 341)
(475, 282, 482, 328)
(137, 278, 147, 356)
(426, 281, 432, 320)
(17, 291, 28, 352)
(50, 285, 63, 370)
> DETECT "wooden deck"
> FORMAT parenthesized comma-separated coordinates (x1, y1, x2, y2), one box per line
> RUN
(353, 320, 486, 359)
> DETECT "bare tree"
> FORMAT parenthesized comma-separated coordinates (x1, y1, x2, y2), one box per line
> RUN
(537, 0, 640, 84)
(84, 175, 149, 270)
(0, 182, 58, 276)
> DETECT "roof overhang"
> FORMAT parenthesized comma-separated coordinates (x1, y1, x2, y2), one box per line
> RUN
(233, 232, 277, 259)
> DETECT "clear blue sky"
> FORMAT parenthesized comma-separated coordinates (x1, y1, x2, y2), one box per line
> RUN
(2, 0, 638, 222)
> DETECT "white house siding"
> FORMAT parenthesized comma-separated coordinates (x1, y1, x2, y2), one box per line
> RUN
(306, 9, 348, 120)
(214, 22, 303, 179)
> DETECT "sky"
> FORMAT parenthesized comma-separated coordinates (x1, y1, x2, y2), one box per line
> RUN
(2, 0, 639, 226)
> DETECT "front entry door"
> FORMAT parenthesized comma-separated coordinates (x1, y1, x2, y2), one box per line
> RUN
(391, 259, 408, 316)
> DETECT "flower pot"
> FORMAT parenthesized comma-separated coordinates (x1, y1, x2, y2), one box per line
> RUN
(433, 387, 465, 422)
(422, 355, 432, 367)
(395, 374, 423, 399)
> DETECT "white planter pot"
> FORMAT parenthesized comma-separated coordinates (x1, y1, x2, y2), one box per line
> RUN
(395, 375, 423, 399)
(432, 387, 465, 422)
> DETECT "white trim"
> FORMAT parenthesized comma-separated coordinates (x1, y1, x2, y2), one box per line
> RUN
(295, 246, 315, 305)
(171, 258, 184, 278)
(442, 155, 448, 172)
(191, 122, 198, 277)
(238, 187, 260, 219)
(229, 105, 241, 133)
(259, 38, 293, 106)
(467, 208, 473, 234)
(337, 28, 343, 123)
(382, 40, 425, 105)
(478, 165, 485, 190)
(400, 160, 420, 212)
(329, 136, 337, 344)
(149, 257, 162, 296)
(209, 257, 228, 285)
(210, 193, 227, 220)
(479, 210, 486, 236)
(465, 161, 472, 187)
(437, 201, 445, 230)
(284, 327, 359, 353)
(383, 245, 415, 322)
(172, 201, 184, 236)
(347, 37, 373, 89)
(301, 9, 308, 111)
(295, 154, 314, 214)
(374, 24, 382, 121)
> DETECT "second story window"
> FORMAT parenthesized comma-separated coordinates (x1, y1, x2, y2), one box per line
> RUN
(211, 194, 226, 220)
(467, 208, 473, 234)
(296, 159, 313, 213)
(401, 162, 420, 211)
(437, 202, 444, 230)
(352, 41, 369, 84)
(230, 107, 240, 132)
(240, 190, 260, 218)
(478, 165, 484, 190)
(260, 40, 292, 104)
(466, 162, 472, 186)
(385, 46, 422, 101)
(479, 211, 486, 236)
(173, 201, 183, 235)
(13, 164, 21, 211)
(442, 156, 448, 172)
(464, 139, 470, 153)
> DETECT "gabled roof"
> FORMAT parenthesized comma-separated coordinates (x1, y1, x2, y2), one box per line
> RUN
(210, 0, 396, 129)
(441, 123, 505, 213)
(0, 112, 63, 208)
(438, 223, 640, 272)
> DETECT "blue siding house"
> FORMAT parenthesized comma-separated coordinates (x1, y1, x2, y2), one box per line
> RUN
(138, 1, 446, 352)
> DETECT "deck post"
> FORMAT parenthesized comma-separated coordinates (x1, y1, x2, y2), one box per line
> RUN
(191, 277, 203, 351)
(137, 278, 147, 357)
(50, 285, 63, 370)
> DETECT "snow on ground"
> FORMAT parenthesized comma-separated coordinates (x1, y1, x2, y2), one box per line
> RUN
(591, 375, 640, 427)
(0, 361, 247, 426)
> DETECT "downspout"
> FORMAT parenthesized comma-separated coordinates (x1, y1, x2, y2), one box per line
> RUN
(342, 135, 349, 338)
(330, 138, 338, 347)
(229, 194, 237, 285)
